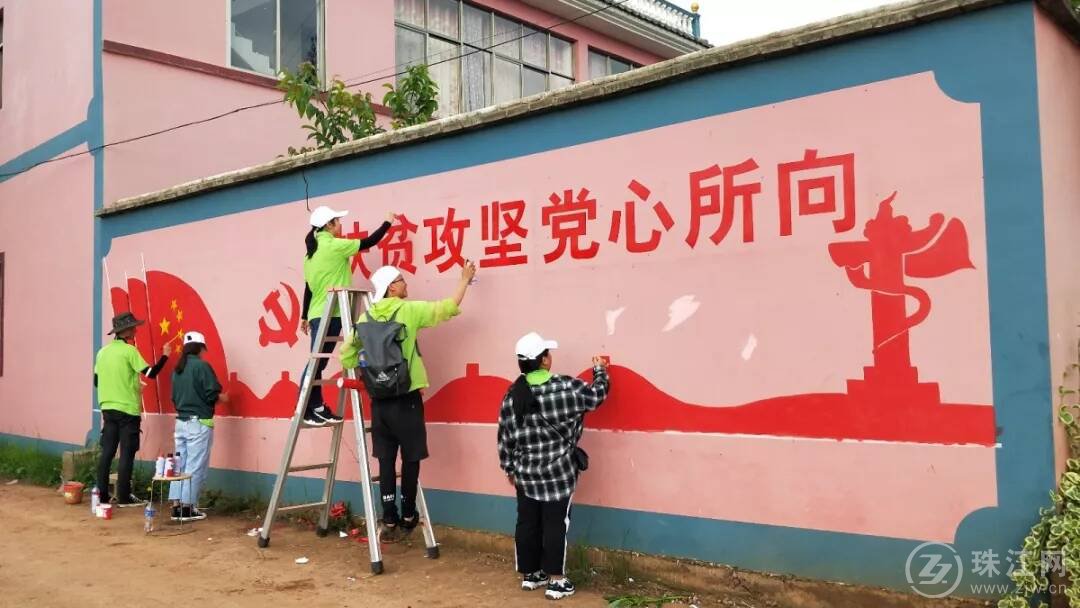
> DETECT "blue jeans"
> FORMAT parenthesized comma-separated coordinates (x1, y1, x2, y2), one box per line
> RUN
(168, 418, 213, 506)
(301, 316, 342, 413)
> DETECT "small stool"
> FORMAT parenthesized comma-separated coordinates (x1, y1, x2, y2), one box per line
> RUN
(146, 474, 195, 536)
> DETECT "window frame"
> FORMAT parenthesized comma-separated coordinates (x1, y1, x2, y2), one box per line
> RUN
(587, 47, 639, 80)
(226, 0, 325, 81)
(395, 0, 575, 116)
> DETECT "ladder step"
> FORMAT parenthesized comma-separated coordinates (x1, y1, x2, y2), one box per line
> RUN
(370, 473, 401, 483)
(277, 500, 328, 514)
(311, 379, 332, 386)
(288, 462, 334, 473)
(310, 353, 335, 359)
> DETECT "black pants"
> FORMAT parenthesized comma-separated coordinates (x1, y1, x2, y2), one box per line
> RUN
(302, 316, 342, 414)
(97, 409, 141, 502)
(515, 486, 573, 576)
(372, 390, 428, 524)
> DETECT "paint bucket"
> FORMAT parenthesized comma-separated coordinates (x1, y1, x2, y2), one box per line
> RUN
(62, 481, 85, 505)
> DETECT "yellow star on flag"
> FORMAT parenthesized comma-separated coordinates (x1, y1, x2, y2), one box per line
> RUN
(159, 317, 171, 336)
(176, 309, 184, 322)
(170, 299, 178, 311)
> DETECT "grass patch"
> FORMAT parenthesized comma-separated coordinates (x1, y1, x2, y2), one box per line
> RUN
(0, 442, 63, 486)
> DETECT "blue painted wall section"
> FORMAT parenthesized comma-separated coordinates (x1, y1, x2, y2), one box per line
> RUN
(78, 2, 1052, 596)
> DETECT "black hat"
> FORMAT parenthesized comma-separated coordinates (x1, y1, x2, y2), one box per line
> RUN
(108, 312, 145, 335)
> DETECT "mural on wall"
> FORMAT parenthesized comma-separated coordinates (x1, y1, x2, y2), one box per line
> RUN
(103, 72, 999, 542)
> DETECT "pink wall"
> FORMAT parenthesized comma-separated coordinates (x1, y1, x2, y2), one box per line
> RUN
(1035, 9, 1080, 477)
(103, 72, 998, 541)
(102, 53, 309, 203)
(0, 154, 94, 445)
(0, 0, 93, 165)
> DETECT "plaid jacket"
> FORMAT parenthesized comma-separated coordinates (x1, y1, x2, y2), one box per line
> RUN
(497, 367, 610, 502)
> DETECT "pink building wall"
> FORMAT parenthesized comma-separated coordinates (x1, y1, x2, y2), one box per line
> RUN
(0, 0, 95, 446)
(1035, 8, 1080, 477)
(100, 0, 667, 204)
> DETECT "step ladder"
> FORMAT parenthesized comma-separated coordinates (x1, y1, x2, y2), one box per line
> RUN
(256, 287, 440, 574)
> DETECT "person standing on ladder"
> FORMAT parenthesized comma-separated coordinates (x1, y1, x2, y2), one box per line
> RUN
(340, 261, 477, 539)
(94, 312, 169, 507)
(300, 205, 394, 427)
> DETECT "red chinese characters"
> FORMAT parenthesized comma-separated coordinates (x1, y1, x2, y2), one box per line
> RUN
(608, 180, 675, 253)
(379, 214, 419, 274)
(542, 188, 599, 262)
(423, 208, 471, 272)
(479, 200, 529, 268)
(685, 158, 762, 248)
(344, 221, 374, 279)
(778, 149, 855, 236)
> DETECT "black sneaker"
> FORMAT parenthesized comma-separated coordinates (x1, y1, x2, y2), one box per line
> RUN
(312, 406, 343, 424)
(400, 514, 419, 530)
(177, 506, 207, 522)
(303, 410, 327, 427)
(521, 571, 550, 591)
(117, 494, 147, 508)
(545, 578, 575, 600)
(170, 505, 183, 521)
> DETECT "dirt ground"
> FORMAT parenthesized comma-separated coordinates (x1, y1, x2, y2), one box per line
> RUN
(0, 482, 619, 608)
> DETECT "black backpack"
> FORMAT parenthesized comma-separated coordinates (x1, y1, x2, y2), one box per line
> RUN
(352, 309, 412, 398)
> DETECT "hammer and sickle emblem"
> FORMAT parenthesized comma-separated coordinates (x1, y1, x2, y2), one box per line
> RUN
(258, 282, 300, 347)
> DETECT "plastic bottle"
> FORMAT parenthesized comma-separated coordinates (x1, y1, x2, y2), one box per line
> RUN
(359, 349, 368, 368)
(90, 486, 100, 515)
(173, 451, 183, 475)
(164, 453, 174, 477)
(154, 454, 165, 478)
(144, 503, 155, 533)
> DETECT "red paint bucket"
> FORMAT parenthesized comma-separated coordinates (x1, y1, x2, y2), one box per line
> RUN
(62, 481, 85, 505)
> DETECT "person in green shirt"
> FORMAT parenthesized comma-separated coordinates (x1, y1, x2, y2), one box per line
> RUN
(168, 331, 229, 522)
(300, 205, 394, 427)
(94, 312, 169, 507)
(340, 260, 477, 539)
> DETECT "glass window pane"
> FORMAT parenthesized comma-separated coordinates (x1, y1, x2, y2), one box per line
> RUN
(550, 74, 573, 91)
(462, 5, 490, 46)
(523, 66, 546, 97)
(462, 46, 490, 112)
(493, 15, 520, 59)
(230, 0, 277, 75)
(281, 0, 320, 74)
(395, 26, 425, 69)
(588, 50, 607, 79)
(493, 57, 521, 105)
(428, 0, 459, 39)
(610, 58, 631, 75)
(549, 36, 572, 77)
(522, 27, 546, 68)
(428, 37, 461, 116)
(395, 0, 424, 27)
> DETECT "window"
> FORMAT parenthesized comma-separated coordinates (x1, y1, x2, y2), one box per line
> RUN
(588, 49, 638, 80)
(395, 0, 574, 116)
(229, 0, 321, 77)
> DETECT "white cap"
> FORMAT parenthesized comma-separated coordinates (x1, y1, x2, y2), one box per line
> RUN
(370, 266, 402, 303)
(309, 205, 348, 228)
(515, 332, 558, 360)
(183, 331, 206, 346)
